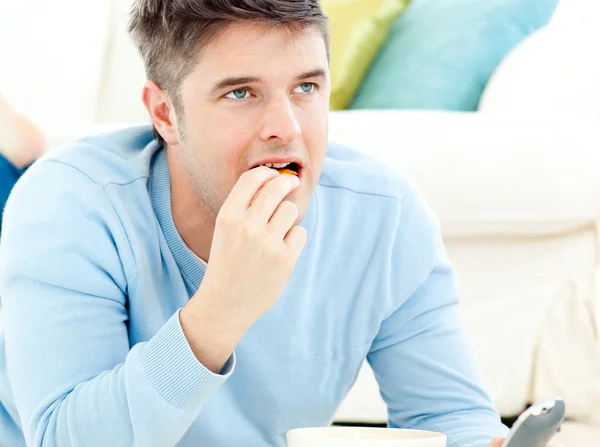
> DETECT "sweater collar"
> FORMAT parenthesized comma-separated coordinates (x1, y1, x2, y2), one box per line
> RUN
(150, 147, 317, 290)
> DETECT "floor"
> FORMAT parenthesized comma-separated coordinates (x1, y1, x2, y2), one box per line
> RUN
(552, 421, 600, 446)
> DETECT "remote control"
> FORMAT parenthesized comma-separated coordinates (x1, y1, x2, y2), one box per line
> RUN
(501, 398, 565, 447)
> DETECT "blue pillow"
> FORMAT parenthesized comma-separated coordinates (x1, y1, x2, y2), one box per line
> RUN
(349, 0, 559, 111)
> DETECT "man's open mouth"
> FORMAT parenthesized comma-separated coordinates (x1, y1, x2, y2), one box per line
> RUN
(255, 162, 301, 177)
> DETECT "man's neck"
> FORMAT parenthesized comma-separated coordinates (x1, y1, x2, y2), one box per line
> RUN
(167, 149, 215, 263)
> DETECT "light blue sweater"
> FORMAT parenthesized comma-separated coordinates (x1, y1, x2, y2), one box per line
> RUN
(0, 126, 508, 446)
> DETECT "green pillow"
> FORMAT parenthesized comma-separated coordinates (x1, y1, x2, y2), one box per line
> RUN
(321, 0, 410, 110)
(349, 0, 559, 111)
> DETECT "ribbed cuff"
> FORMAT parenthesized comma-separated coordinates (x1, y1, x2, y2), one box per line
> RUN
(141, 310, 236, 409)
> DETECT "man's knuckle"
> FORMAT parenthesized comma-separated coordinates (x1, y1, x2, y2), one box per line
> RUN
(241, 221, 261, 240)
(258, 240, 276, 258)
(280, 200, 298, 216)
(216, 211, 233, 227)
(288, 203, 299, 220)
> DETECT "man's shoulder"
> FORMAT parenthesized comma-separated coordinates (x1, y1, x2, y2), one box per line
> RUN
(39, 125, 158, 188)
(318, 142, 442, 314)
(320, 142, 417, 204)
(319, 141, 440, 246)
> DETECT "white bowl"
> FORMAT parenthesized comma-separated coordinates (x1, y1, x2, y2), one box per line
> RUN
(287, 427, 447, 447)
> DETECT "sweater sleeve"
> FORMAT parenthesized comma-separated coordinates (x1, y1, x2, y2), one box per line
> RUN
(0, 160, 235, 447)
(367, 188, 509, 447)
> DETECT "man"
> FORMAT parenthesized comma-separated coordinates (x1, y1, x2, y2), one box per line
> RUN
(0, 1, 546, 446)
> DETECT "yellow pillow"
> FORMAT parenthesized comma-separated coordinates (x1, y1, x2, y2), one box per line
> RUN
(321, 0, 410, 110)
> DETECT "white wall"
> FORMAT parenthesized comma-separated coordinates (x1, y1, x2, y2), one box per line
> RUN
(95, 0, 147, 123)
(0, 0, 112, 131)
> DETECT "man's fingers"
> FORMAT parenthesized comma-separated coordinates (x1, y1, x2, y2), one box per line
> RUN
(268, 200, 299, 237)
(221, 167, 279, 216)
(247, 174, 300, 223)
(284, 225, 307, 256)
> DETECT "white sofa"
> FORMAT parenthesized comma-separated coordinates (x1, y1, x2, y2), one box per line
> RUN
(3, 0, 600, 445)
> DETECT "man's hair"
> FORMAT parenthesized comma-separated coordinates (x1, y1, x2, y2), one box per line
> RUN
(129, 0, 330, 144)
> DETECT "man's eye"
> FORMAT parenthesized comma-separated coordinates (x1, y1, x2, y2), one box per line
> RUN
(225, 88, 250, 100)
(294, 83, 315, 94)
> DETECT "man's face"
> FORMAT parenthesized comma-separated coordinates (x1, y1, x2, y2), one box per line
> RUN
(172, 22, 330, 223)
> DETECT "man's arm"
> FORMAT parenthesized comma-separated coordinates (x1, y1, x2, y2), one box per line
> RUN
(0, 158, 304, 446)
(0, 161, 233, 447)
(367, 188, 509, 447)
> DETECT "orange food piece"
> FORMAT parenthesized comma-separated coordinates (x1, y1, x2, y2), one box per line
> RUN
(277, 168, 298, 176)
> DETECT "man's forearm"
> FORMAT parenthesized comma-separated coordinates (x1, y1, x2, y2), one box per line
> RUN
(179, 285, 250, 374)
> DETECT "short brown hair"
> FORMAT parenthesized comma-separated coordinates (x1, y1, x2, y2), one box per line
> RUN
(129, 0, 330, 143)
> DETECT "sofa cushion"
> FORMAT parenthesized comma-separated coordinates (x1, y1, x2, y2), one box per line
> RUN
(349, 0, 559, 111)
(479, 21, 600, 117)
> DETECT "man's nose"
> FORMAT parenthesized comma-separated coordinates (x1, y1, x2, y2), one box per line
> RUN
(259, 96, 301, 145)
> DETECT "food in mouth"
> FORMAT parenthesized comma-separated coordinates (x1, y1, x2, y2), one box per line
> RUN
(277, 168, 298, 176)
(258, 162, 300, 176)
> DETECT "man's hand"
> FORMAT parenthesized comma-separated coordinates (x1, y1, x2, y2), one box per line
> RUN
(180, 167, 306, 372)
(488, 438, 560, 447)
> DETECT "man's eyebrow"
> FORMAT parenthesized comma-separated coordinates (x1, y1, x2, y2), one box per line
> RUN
(294, 68, 327, 81)
(210, 68, 327, 95)
(210, 76, 262, 95)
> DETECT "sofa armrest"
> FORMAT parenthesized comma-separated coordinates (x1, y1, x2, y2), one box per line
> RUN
(329, 110, 600, 237)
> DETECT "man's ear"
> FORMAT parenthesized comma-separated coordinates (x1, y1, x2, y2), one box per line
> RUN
(142, 81, 181, 146)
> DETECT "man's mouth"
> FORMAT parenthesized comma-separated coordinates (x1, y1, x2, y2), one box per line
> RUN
(254, 161, 302, 177)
